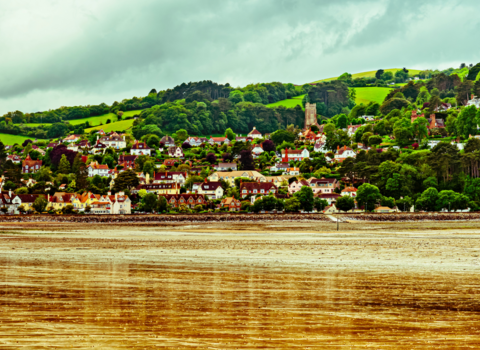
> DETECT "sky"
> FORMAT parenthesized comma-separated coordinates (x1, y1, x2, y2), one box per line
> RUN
(0, 0, 479, 115)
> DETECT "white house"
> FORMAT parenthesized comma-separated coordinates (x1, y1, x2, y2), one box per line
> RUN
(168, 146, 184, 158)
(131, 141, 152, 156)
(160, 136, 175, 147)
(185, 137, 207, 147)
(208, 136, 230, 145)
(466, 95, 480, 108)
(269, 163, 289, 172)
(248, 127, 262, 139)
(314, 142, 328, 153)
(87, 161, 110, 177)
(281, 148, 310, 162)
(252, 144, 264, 157)
(341, 186, 357, 197)
(98, 134, 126, 149)
(283, 167, 299, 176)
(196, 181, 224, 199)
(347, 124, 362, 137)
(334, 146, 356, 162)
(215, 163, 237, 171)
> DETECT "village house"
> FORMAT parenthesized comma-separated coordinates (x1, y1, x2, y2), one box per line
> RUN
(63, 134, 81, 143)
(314, 142, 328, 153)
(374, 206, 399, 213)
(134, 183, 180, 195)
(47, 142, 60, 149)
(0, 191, 16, 213)
(214, 162, 237, 171)
(308, 177, 340, 195)
(87, 161, 110, 177)
(318, 193, 341, 205)
(151, 171, 187, 185)
(91, 141, 108, 154)
(67, 144, 79, 152)
(270, 163, 289, 172)
(118, 154, 138, 168)
(48, 192, 75, 211)
(12, 194, 42, 213)
(235, 136, 252, 143)
(281, 148, 310, 162)
(160, 135, 175, 147)
(168, 146, 184, 158)
(208, 136, 230, 145)
(77, 140, 91, 149)
(334, 146, 356, 163)
(22, 155, 42, 174)
(90, 192, 131, 214)
(98, 133, 126, 149)
(160, 194, 206, 209)
(248, 127, 262, 139)
(341, 186, 357, 197)
(466, 95, 480, 108)
(220, 197, 242, 211)
(7, 155, 21, 164)
(288, 180, 310, 194)
(130, 141, 152, 156)
(283, 167, 300, 176)
(184, 136, 207, 147)
(251, 143, 264, 157)
(70, 192, 97, 211)
(347, 124, 362, 137)
(195, 180, 224, 199)
(208, 171, 266, 186)
(240, 182, 277, 198)
(265, 176, 288, 187)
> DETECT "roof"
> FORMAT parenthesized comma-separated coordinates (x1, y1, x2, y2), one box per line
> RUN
(131, 142, 150, 150)
(136, 183, 179, 190)
(210, 136, 228, 142)
(15, 194, 42, 203)
(119, 154, 138, 162)
(200, 182, 222, 191)
(309, 178, 337, 184)
(160, 136, 175, 143)
(240, 182, 277, 191)
(216, 162, 236, 168)
(248, 127, 262, 135)
(341, 186, 357, 192)
(281, 148, 306, 155)
(88, 161, 109, 170)
(318, 193, 341, 199)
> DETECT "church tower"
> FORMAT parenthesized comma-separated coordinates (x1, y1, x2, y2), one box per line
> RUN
(304, 102, 318, 129)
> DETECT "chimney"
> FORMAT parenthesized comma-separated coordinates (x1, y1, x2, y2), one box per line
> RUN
(108, 191, 111, 196)
(9, 190, 11, 198)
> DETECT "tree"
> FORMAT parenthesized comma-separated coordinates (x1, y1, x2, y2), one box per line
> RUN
(138, 189, 148, 198)
(415, 187, 439, 211)
(175, 129, 189, 144)
(380, 98, 410, 115)
(380, 196, 395, 208)
(113, 169, 139, 191)
(156, 196, 168, 213)
(225, 128, 236, 141)
(62, 204, 75, 214)
(85, 205, 91, 213)
(22, 139, 33, 147)
(206, 153, 217, 164)
(396, 196, 413, 212)
(356, 183, 382, 211)
(436, 190, 457, 212)
(15, 187, 28, 194)
(58, 154, 71, 174)
(262, 139, 275, 153)
(456, 105, 477, 137)
(141, 193, 158, 212)
(0, 141, 6, 173)
(314, 198, 329, 211)
(271, 129, 295, 145)
(375, 69, 385, 80)
(239, 149, 254, 170)
(412, 117, 429, 142)
(368, 135, 382, 146)
(456, 80, 474, 106)
(32, 195, 48, 213)
(336, 114, 348, 129)
(285, 197, 301, 212)
(336, 196, 355, 212)
(47, 123, 69, 138)
(294, 186, 314, 212)
(185, 175, 204, 189)
(3, 181, 16, 191)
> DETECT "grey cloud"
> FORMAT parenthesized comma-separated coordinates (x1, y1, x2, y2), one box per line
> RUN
(0, 0, 479, 114)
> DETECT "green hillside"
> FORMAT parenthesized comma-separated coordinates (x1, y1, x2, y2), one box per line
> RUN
(266, 95, 305, 109)
(0, 133, 47, 145)
(69, 110, 143, 126)
(85, 119, 135, 133)
(353, 87, 393, 105)
(313, 68, 423, 83)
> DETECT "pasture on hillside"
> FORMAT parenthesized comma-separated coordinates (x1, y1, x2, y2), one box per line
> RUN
(352, 87, 393, 105)
(0, 133, 47, 145)
(313, 68, 422, 83)
(85, 119, 135, 133)
(69, 110, 143, 126)
(266, 95, 305, 109)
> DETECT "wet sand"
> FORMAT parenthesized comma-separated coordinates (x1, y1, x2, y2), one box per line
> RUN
(1, 220, 480, 349)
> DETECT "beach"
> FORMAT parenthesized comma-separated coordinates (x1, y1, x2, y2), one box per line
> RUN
(1, 220, 480, 348)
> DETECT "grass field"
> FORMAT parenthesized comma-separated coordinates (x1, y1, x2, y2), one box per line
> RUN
(85, 119, 135, 133)
(0, 133, 47, 145)
(22, 123, 52, 127)
(313, 68, 423, 83)
(352, 87, 394, 105)
(266, 95, 305, 109)
(69, 110, 143, 126)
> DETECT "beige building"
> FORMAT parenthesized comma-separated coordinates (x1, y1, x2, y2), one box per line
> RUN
(208, 171, 266, 186)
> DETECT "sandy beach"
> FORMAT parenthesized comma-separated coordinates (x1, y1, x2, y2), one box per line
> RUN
(1, 220, 480, 348)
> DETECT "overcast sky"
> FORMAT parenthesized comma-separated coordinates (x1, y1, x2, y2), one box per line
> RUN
(0, 0, 479, 115)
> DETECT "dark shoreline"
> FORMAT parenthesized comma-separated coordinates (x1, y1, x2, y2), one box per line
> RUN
(0, 212, 479, 223)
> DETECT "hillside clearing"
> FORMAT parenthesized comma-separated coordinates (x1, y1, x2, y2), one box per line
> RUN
(0, 133, 47, 145)
(313, 68, 423, 83)
(352, 87, 393, 105)
(266, 95, 305, 109)
(85, 119, 135, 133)
(69, 110, 143, 126)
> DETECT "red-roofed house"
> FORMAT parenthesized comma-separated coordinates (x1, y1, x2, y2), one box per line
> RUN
(341, 186, 357, 197)
(240, 182, 277, 198)
(130, 141, 152, 156)
(87, 161, 110, 177)
(248, 127, 262, 139)
(22, 155, 42, 173)
(208, 136, 230, 145)
(281, 148, 310, 162)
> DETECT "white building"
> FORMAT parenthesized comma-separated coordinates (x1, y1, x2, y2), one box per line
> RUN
(168, 146, 184, 158)
(87, 161, 110, 177)
(98, 134, 126, 150)
(281, 148, 310, 162)
(334, 146, 356, 163)
(131, 141, 152, 156)
(248, 127, 262, 139)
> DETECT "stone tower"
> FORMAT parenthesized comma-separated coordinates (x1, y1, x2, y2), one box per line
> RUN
(304, 102, 318, 129)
